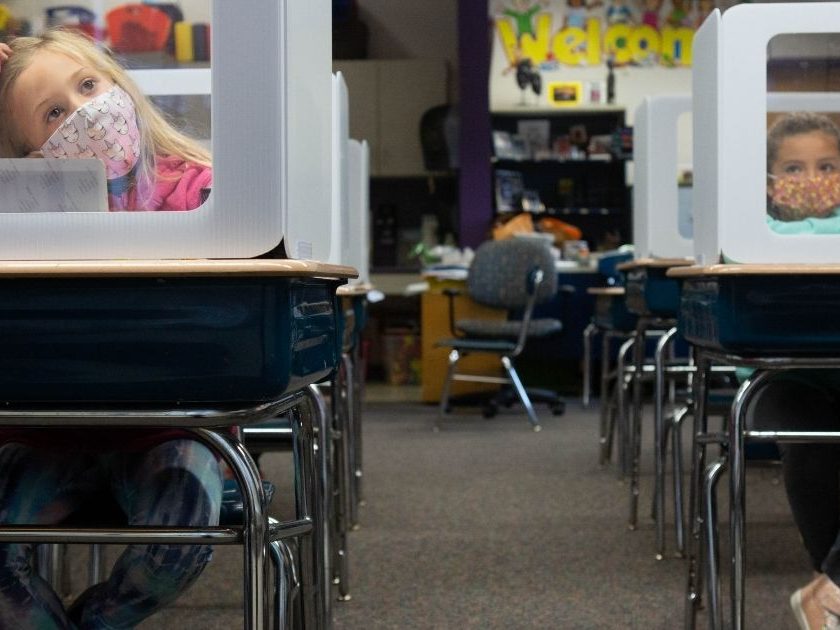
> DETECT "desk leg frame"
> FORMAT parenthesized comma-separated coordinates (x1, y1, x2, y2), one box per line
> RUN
(583, 322, 598, 408)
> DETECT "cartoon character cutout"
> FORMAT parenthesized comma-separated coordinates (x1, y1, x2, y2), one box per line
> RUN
(606, 0, 634, 25)
(565, 0, 603, 30)
(495, 0, 550, 40)
(641, 0, 664, 28)
(666, 0, 690, 27)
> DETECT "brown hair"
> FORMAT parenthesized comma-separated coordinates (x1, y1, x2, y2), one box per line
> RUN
(0, 28, 210, 189)
(767, 112, 840, 172)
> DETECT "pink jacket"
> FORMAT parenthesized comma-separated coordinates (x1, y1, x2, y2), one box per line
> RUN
(112, 156, 212, 212)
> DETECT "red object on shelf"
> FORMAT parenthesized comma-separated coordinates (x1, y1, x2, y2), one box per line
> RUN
(106, 4, 172, 53)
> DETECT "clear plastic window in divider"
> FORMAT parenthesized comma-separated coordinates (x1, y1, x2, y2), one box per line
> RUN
(692, 3, 840, 264)
(0, 0, 334, 261)
(632, 94, 693, 260)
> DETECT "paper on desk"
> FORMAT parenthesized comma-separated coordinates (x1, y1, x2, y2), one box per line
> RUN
(0, 159, 109, 213)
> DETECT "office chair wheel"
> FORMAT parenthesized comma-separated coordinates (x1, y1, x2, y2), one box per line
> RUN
(551, 401, 566, 416)
(482, 402, 498, 418)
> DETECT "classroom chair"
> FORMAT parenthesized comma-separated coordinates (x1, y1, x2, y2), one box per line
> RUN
(436, 238, 567, 431)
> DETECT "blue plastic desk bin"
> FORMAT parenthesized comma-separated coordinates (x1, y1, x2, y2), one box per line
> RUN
(0, 276, 342, 404)
(593, 293, 637, 331)
(679, 275, 840, 355)
(597, 250, 634, 284)
(625, 267, 681, 318)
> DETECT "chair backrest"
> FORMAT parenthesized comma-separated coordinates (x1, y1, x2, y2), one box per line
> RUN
(467, 238, 557, 309)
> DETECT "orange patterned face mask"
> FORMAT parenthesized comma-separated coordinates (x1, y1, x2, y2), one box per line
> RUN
(768, 172, 840, 222)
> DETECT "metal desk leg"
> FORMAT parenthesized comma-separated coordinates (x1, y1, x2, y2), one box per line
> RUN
(583, 322, 598, 408)
(704, 455, 727, 630)
(616, 337, 635, 481)
(684, 353, 709, 630)
(672, 404, 690, 557)
(655, 327, 678, 559)
(628, 319, 647, 530)
(350, 340, 365, 527)
(729, 371, 771, 630)
(598, 329, 613, 466)
(333, 355, 354, 602)
(305, 385, 332, 629)
(187, 428, 268, 630)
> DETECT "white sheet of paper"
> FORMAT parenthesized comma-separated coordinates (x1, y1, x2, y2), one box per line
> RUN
(0, 159, 109, 213)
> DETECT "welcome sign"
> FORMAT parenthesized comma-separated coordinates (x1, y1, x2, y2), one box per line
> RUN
(491, 0, 705, 71)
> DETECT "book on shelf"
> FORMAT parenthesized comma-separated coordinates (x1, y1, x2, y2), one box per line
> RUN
(494, 169, 523, 213)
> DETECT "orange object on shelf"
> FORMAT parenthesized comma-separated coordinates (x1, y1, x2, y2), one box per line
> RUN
(537, 216, 583, 244)
(106, 4, 172, 53)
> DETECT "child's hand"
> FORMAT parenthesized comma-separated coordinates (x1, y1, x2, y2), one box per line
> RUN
(0, 43, 11, 72)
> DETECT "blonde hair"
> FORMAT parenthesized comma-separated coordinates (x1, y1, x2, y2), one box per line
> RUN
(0, 28, 210, 190)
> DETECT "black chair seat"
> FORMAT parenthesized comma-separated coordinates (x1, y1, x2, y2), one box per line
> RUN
(455, 317, 562, 339)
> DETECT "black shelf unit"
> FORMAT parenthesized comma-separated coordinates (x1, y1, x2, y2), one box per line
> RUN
(491, 110, 630, 251)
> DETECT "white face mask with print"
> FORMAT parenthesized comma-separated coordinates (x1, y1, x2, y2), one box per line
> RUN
(40, 85, 141, 180)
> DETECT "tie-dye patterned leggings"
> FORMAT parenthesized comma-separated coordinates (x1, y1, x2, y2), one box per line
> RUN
(0, 438, 223, 629)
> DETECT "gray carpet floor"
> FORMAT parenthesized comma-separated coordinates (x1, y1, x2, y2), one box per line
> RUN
(68, 398, 812, 628)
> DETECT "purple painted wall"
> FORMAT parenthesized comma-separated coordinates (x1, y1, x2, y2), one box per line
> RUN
(457, 0, 493, 248)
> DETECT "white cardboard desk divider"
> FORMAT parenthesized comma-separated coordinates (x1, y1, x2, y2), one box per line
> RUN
(346, 139, 370, 285)
(0, 0, 333, 261)
(329, 73, 349, 265)
(693, 3, 840, 264)
(633, 94, 693, 261)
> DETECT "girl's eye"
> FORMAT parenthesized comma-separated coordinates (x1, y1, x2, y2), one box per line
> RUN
(81, 78, 96, 93)
(46, 107, 63, 123)
(820, 162, 838, 173)
(783, 164, 803, 175)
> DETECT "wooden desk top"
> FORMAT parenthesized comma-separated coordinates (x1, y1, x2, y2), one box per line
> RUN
(0, 259, 359, 279)
(586, 287, 626, 296)
(667, 264, 840, 278)
(336, 283, 373, 297)
(617, 257, 694, 272)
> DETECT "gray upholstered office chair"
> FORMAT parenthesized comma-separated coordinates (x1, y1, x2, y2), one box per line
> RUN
(437, 237, 566, 432)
